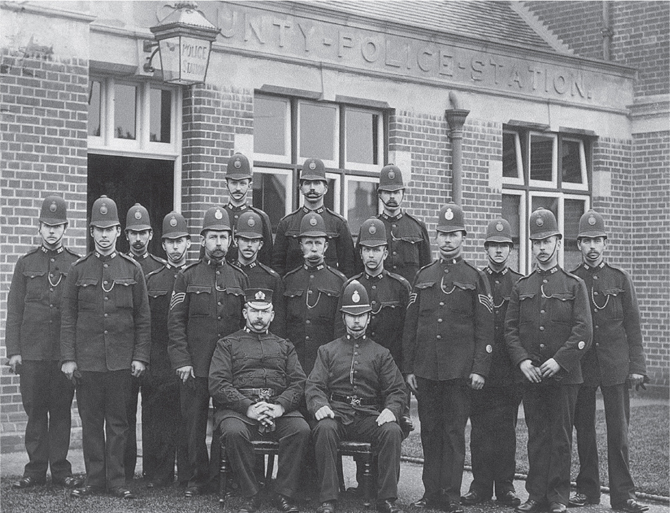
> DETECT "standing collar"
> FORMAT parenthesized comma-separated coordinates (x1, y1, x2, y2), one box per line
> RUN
(485, 266, 509, 276)
(583, 261, 606, 271)
(95, 251, 117, 260)
(381, 211, 404, 221)
(41, 246, 64, 254)
(227, 203, 248, 211)
(439, 256, 463, 265)
(537, 265, 560, 275)
(302, 206, 325, 214)
(303, 263, 325, 271)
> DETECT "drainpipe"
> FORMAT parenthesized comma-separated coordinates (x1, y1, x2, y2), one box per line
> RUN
(602, 1, 613, 61)
(445, 91, 470, 205)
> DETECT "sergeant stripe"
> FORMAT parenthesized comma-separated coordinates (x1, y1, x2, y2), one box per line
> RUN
(170, 292, 186, 310)
(407, 292, 417, 308)
(478, 294, 493, 314)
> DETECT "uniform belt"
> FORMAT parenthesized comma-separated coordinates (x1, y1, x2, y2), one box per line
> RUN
(239, 388, 276, 400)
(330, 393, 379, 407)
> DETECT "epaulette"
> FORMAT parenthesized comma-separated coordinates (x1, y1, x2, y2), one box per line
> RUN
(325, 264, 347, 282)
(569, 263, 583, 274)
(386, 270, 412, 288)
(228, 261, 248, 277)
(72, 253, 94, 266)
(325, 207, 347, 222)
(563, 269, 585, 283)
(119, 252, 142, 269)
(464, 260, 484, 274)
(181, 260, 201, 273)
(283, 265, 302, 279)
(258, 261, 280, 278)
(145, 265, 166, 280)
(64, 247, 81, 259)
(516, 271, 535, 283)
(415, 260, 438, 276)
(24, 247, 41, 257)
(403, 211, 427, 227)
(150, 254, 167, 265)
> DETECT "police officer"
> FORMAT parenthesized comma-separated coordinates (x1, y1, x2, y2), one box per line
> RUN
(60, 195, 151, 499)
(307, 281, 407, 513)
(210, 289, 310, 513)
(461, 219, 523, 507)
(124, 202, 165, 481)
(376, 164, 431, 285)
(403, 203, 493, 513)
(272, 158, 356, 277)
(168, 206, 248, 497)
(505, 207, 592, 513)
(6, 195, 82, 489)
(232, 210, 286, 338)
(142, 212, 191, 488)
(569, 210, 648, 513)
(282, 212, 347, 376)
(223, 152, 273, 266)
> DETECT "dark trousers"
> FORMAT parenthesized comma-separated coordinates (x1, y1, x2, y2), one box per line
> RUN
(469, 384, 522, 498)
(574, 384, 635, 506)
(19, 360, 75, 481)
(221, 415, 310, 498)
(180, 377, 214, 488)
(142, 376, 186, 484)
(416, 378, 470, 503)
(124, 376, 140, 480)
(77, 370, 131, 490)
(312, 416, 403, 503)
(523, 383, 579, 506)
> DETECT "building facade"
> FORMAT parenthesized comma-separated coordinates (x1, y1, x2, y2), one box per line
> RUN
(1, 1, 668, 451)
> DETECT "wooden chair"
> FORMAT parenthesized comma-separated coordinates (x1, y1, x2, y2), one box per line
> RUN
(218, 438, 377, 508)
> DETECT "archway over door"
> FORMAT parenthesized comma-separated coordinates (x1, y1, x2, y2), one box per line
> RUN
(87, 154, 175, 258)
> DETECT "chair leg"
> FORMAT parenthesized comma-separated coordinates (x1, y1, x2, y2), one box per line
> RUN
(219, 439, 229, 507)
(361, 453, 373, 508)
(337, 453, 346, 493)
(266, 453, 276, 485)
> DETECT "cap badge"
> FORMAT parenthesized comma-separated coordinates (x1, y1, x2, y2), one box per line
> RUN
(445, 208, 454, 220)
(309, 161, 317, 170)
(49, 201, 57, 213)
(134, 210, 142, 220)
(352, 290, 360, 303)
(214, 209, 223, 220)
(248, 217, 256, 227)
(496, 222, 504, 232)
(255, 290, 266, 301)
(100, 203, 108, 215)
(309, 216, 317, 226)
(369, 225, 377, 234)
(170, 216, 178, 227)
(588, 216, 596, 226)
(388, 170, 395, 180)
(486, 344, 493, 354)
(578, 341, 586, 350)
(536, 217, 544, 227)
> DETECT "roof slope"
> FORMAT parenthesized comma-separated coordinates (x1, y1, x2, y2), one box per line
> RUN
(298, 0, 557, 52)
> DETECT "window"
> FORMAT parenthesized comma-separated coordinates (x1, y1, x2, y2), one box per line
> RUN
(253, 93, 386, 233)
(502, 127, 591, 273)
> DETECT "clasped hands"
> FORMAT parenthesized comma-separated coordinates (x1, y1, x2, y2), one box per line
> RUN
(314, 405, 396, 426)
(246, 401, 285, 428)
(519, 358, 560, 383)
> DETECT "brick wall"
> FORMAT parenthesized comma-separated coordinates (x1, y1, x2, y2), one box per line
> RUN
(0, 48, 89, 452)
(181, 84, 253, 259)
(632, 130, 670, 388)
(523, 1, 670, 97)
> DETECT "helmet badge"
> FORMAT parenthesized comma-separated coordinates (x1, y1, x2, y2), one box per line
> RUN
(536, 217, 544, 227)
(496, 222, 504, 232)
(248, 217, 256, 227)
(100, 203, 108, 215)
(214, 209, 223, 220)
(134, 210, 142, 220)
(369, 225, 377, 234)
(234, 159, 242, 169)
(309, 216, 317, 226)
(352, 290, 360, 303)
(588, 215, 596, 226)
(170, 216, 178, 227)
(309, 161, 316, 170)
(49, 201, 57, 213)
(387, 170, 395, 180)
(445, 208, 454, 220)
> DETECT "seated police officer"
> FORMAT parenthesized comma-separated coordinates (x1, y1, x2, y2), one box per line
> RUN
(209, 289, 310, 513)
(307, 281, 407, 513)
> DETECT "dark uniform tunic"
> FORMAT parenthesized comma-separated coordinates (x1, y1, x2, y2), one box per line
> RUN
(335, 270, 411, 365)
(306, 335, 407, 503)
(283, 263, 346, 375)
(143, 263, 188, 485)
(377, 211, 431, 285)
(167, 256, 248, 489)
(468, 266, 523, 500)
(6, 245, 79, 482)
(272, 206, 356, 277)
(209, 327, 309, 499)
(233, 260, 286, 338)
(571, 262, 646, 507)
(125, 251, 164, 480)
(60, 250, 151, 490)
(402, 257, 493, 504)
(225, 203, 274, 266)
(505, 265, 592, 506)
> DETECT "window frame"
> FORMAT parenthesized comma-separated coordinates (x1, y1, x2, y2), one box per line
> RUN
(528, 131, 558, 189)
(297, 100, 340, 168)
(253, 95, 292, 164)
(502, 189, 527, 274)
(502, 130, 524, 186)
(343, 105, 384, 173)
(559, 137, 589, 191)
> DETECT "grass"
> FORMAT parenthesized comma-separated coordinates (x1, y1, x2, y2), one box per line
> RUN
(401, 404, 669, 497)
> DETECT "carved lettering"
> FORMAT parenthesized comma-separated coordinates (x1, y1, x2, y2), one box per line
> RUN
(439, 50, 453, 76)
(362, 38, 381, 63)
(489, 58, 504, 84)
(471, 57, 484, 81)
(273, 18, 291, 48)
(509, 68, 523, 89)
(338, 32, 354, 58)
(385, 39, 402, 68)
(529, 67, 542, 90)
(418, 48, 434, 72)
(297, 22, 315, 53)
(244, 14, 265, 44)
(218, 9, 237, 39)
(554, 74, 568, 94)
(571, 73, 585, 97)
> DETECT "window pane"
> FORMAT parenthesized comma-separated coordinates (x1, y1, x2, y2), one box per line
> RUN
(114, 83, 137, 140)
(324, 177, 337, 211)
(347, 180, 377, 240)
(88, 80, 101, 137)
(255, 96, 288, 156)
(564, 199, 586, 271)
(346, 109, 379, 165)
(300, 102, 336, 161)
(502, 132, 519, 179)
(150, 88, 171, 143)
(561, 140, 583, 184)
(252, 172, 288, 233)
(530, 134, 554, 181)
(531, 196, 558, 219)
(502, 194, 521, 272)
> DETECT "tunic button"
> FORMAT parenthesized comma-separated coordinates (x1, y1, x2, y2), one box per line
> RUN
(540, 309, 546, 314)
(354, 352, 359, 356)
(216, 271, 220, 275)
(372, 285, 376, 290)
(372, 301, 377, 304)
(371, 332, 376, 337)
(310, 275, 314, 279)
(218, 316, 222, 320)
(104, 264, 109, 268)
(355, 345, 359, 348)
(104, 330, 108, 334)
(392, 224, 397, 228)
(596, 342, 600, 347)
(436, 335, 441, 339)
(543, 279, 548, 284)
(50, 304, 54, 308)
(306, 320, 311, 324)
(593, 276, 599, 280)
(437, 318, 443, 323)
(495, 280, 500, 284)
(50, 258, 55, 262)
(540, 344, 545, 348)
(439, 302, 444, 306)
(104, 296, 109, 301)
(50, 288, 54, 292)
(595, 325, 599, 329)
(393, 266, 397, 269)
(104, 313, 108, 317)
(393, 251, 397, 255)
(306, 336, 310, 340)
(218, 302, 222, 306)
(539, 326, 545, 331)
(594, 292, 599, 296)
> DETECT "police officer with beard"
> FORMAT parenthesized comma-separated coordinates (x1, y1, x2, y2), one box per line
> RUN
(462, 219, 523, 507)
